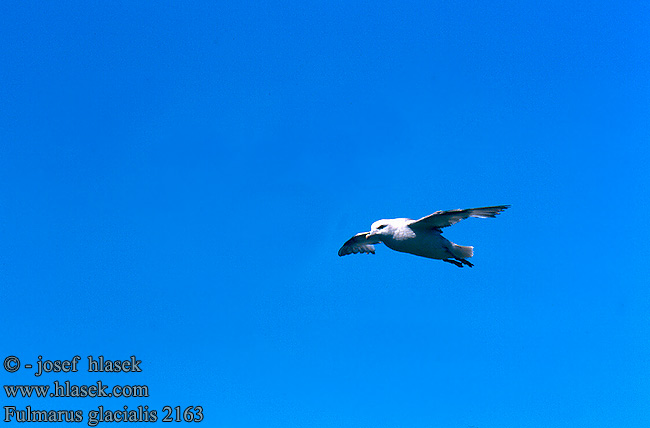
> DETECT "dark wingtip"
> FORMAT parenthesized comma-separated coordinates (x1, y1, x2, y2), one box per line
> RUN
(491, 205, 511, 215)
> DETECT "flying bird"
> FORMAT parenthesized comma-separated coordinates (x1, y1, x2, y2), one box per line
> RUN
(338, 205, 509, 267)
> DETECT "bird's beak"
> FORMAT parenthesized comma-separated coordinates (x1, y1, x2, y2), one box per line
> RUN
(365, 231, 375, 239)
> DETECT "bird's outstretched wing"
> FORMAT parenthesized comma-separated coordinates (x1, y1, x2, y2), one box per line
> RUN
(408, 205, 510, 229)
(338, 232, 381, 256)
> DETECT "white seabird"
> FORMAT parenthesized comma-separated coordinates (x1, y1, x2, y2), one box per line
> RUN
(338, 205, 509, 267)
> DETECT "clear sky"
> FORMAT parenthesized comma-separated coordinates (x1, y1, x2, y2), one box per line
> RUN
(1, 1, 649, 427)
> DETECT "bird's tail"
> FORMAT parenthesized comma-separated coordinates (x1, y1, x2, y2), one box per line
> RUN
(451, 244, 474, 259)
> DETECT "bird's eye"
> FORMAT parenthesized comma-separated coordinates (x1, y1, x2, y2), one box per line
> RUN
(377, 224, 386, 230)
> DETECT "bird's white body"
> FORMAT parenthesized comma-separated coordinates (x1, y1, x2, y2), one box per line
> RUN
(369, 218, 471, 261)
(338, 205, 509, 267)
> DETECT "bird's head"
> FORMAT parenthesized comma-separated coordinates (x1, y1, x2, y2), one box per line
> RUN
(366, 219, 394, 239)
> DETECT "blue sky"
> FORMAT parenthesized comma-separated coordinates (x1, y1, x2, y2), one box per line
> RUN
(1, 1, 649, 427)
